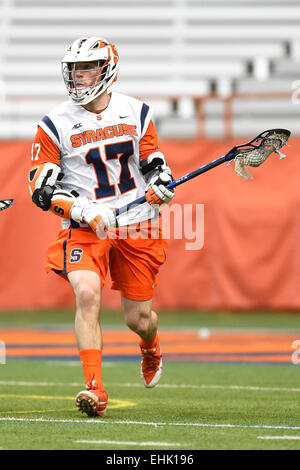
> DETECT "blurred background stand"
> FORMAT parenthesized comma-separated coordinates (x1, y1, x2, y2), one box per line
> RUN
(1, 0, 300, 311)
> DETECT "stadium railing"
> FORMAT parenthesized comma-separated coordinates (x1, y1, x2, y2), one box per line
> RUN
(0, 91, 295, 140)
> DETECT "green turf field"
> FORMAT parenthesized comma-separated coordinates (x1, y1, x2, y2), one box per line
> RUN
(2, 309, 300, 329)
(1, 310, 300, 451)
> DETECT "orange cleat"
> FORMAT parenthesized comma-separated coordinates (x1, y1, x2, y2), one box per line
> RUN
(75, 380, 108, 417)
(140, 342, 163, 388)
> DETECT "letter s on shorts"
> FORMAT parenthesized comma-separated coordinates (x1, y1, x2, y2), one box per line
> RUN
(70, 248, 83, 263)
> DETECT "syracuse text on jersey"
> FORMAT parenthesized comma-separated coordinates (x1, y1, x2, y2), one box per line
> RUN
(70, 123, 138, 147)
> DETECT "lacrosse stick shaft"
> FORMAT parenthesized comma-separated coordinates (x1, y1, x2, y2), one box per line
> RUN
(114, 151, 235, 218)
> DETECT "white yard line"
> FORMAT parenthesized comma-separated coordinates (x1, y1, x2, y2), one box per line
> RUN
(258, 436, 300, 440)
(46, 362, 115, 367)
(121, 383, 300, 393)
(0, 380, 300, 393)
(75, 439, 182, 446)
(0, 380, 83, 387)
(0, 416, 300, 431)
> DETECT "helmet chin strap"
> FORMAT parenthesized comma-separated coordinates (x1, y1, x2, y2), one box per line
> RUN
(82, 90, 111, 112)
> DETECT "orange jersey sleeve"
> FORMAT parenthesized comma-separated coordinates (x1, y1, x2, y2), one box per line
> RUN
(31, 126, 60, 166)
(139, 120, 159, 161)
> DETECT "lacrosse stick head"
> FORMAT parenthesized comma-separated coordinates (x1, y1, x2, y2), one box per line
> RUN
(0, 199, 14, 211)
(232, 129, 291, 180)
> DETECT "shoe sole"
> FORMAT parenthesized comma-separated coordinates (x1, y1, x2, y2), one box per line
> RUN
(141, 357, 163, 388)
(75, 391, 107, 418)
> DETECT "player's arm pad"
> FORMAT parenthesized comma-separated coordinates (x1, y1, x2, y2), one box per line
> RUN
(32, 185, 55, 211)
(29, 162, 62, 211)
(29, 162, 61, 192)
(141, 151, 175, 206)
(50, 189, 79, 218)
(140, 151, 172, 181)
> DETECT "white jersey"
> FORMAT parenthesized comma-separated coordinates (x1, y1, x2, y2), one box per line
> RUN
(38, 92, 158, 228)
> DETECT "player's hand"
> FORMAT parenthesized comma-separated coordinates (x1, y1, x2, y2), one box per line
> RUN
(145, 170, 175, 206)
(82, 201, 116, 236)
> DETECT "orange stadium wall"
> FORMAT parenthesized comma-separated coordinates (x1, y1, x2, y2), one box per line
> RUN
(1, 138, 300, 312)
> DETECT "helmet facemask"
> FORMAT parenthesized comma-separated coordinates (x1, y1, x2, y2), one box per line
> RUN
(62, 60, 112, 105)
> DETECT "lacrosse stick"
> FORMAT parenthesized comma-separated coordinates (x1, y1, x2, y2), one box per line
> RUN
(114, 128, 290, 219)
(0, 199, 14, 211)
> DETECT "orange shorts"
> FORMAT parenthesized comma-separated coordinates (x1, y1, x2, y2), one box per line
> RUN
(45, 221, 168, 301)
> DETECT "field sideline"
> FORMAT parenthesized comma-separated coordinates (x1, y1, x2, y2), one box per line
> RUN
(1, 310, 300, 450)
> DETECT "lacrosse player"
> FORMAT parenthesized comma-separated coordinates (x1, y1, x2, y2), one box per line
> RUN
(28, 37, 175, 417)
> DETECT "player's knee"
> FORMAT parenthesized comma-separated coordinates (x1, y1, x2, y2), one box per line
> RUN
(75, 284, 100, 312)
(126, 312, 151, 335)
